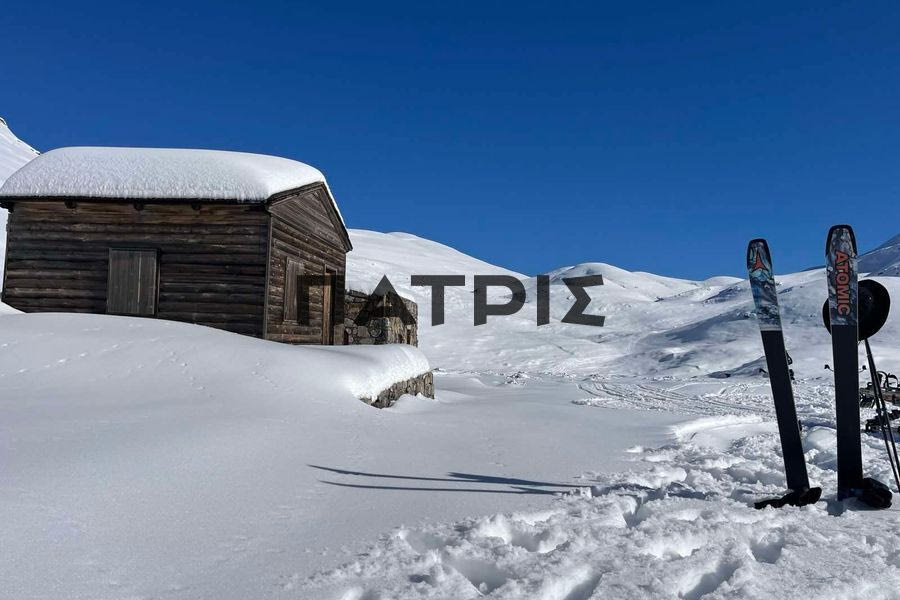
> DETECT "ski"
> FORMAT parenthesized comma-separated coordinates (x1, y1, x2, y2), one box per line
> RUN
(747, 239, 818, 507)
(825, 225, 864, 498)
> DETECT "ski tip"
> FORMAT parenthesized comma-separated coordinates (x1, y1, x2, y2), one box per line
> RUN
(826, 224, 858, 253)
(746, 239, 770, 271)
(747, 238, 769, 254)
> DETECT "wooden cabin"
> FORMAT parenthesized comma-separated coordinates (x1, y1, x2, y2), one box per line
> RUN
(0, 147, 352, 344)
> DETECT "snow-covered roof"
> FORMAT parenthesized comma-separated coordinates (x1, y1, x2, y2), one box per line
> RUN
(0, 146, 338, 208)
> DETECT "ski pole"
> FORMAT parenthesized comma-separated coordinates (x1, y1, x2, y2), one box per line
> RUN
(865, 339, 900, 493)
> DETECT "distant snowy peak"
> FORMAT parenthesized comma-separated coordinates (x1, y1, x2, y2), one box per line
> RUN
(540, 262, 694, 300)
(346, 229, 524, 295)
(861, 234, 900, 276)
(541, 262, 742, 301)
(0, 117, 39, 184)
(348, 230, 745, 309)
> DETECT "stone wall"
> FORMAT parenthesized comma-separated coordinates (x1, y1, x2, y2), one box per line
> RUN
(360, 371, 434, 408)
(345, 288, 431, 407)
(344, 289, 418, 346)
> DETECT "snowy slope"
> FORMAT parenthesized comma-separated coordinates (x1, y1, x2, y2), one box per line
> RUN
(861, 234, 900, 276)
(0, 117, 38, 179)
(0, 118, 39, 284)
(347, 230, 900, 380)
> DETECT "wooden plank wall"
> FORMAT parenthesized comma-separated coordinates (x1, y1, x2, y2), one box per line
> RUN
(3, 202, 269, 337)
(266, 188, 347, 344)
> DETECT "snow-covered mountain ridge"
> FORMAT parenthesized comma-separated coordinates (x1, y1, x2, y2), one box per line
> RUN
(861, 234, 900, 276)
(0, 124, 898, 379)
(347, 230, 900, 380)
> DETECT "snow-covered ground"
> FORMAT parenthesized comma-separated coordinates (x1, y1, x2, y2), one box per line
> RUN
(0, 313, 680, 599)
(328, 231, 900, 598)
(4, 127, 900, 598)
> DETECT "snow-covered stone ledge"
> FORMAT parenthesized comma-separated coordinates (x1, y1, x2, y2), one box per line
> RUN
(362, 371, 434, 408)
(323, 343, 433, 407)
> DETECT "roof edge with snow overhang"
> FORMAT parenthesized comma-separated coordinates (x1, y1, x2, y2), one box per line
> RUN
(0, 146, 347, 228)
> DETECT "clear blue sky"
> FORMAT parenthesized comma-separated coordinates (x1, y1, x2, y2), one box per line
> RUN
(3, 1, 899, 278)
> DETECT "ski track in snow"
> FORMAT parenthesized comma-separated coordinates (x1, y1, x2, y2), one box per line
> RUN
(298, 378, 900, 599)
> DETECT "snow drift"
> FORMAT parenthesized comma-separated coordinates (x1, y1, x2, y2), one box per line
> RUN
(0, 313, 431, 598)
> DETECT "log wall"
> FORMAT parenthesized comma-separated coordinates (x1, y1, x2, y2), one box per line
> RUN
(265, 186, 347, 344)
(2, 201, 270, 337)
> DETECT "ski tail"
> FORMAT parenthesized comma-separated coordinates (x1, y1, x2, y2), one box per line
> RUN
(826, 224, 864, 493)
(747, 238, 810, 493)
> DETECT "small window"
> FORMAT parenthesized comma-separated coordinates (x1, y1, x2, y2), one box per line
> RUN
(107, 249, 158, 316)
(284, 258, 302, 322)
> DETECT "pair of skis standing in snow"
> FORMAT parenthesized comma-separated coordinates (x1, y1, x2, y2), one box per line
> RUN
(748, 225, 895, 509)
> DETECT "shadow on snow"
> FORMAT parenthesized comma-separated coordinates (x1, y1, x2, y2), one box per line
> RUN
(309, 464, 584, 496)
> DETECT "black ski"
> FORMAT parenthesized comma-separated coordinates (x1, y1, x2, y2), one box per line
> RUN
(825, 226, 892, 508)
(747, 239, 819, 507)
(825, 225, 864, 498)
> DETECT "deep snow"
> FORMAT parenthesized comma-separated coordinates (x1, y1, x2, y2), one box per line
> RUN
(0, 314, 678, 599)
(4, 228, 900, 599)
(305, 231, 900, 599)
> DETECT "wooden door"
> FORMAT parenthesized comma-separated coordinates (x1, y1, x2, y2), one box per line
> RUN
(322, 269, 335, 344)
(107, 248, 158, 316)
